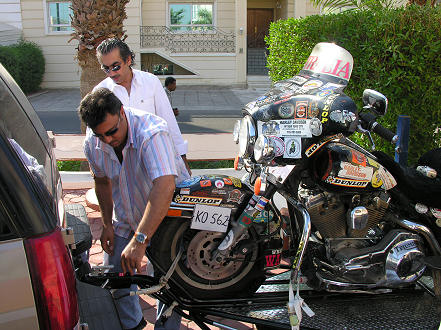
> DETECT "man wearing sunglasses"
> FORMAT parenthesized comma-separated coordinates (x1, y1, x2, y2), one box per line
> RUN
(93, 38, 191, 176)
(79, 88, 189, 330)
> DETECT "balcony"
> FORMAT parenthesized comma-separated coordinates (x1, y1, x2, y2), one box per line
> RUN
(140, 26, 236, 54)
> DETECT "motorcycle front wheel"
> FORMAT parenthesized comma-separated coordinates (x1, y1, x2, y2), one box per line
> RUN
(150, 216, 266, 299)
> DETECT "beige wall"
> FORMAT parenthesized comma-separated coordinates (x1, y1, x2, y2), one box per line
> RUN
(21, 0, 79, 88)
(17, 0, 319, 88)
(20, 0, 140, 89)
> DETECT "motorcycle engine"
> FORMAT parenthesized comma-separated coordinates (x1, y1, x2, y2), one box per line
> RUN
(300, 190, 427, 289)
(302, 190, 389, 239)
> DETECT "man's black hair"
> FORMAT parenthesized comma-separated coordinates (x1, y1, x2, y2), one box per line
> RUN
(96, 38, 135, 66)
(165, 76, 176, 87)
(78, 88, 122, 129)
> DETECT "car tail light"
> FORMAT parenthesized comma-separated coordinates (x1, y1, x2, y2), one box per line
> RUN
(24, 227, 79, 329)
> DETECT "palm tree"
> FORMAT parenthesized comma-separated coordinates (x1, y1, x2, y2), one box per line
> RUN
(69, 0, 130, 99)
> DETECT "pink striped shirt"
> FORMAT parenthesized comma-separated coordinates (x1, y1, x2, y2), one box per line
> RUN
(83, 107, 190, 238)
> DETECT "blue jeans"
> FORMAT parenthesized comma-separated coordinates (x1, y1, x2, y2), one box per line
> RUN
(104, 234, 181, 329)
(103, 234, 144, 329)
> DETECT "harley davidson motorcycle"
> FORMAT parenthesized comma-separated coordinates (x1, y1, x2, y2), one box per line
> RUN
(82, 43, 441, 324)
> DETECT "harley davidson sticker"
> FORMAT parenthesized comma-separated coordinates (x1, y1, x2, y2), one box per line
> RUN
(295, 101, 308, 119)
(174, 195, 222, 206)
(338, 162, 373, 181)
(325, 176, 369, 187)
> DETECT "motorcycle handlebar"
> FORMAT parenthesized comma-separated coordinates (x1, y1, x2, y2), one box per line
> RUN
(359, 112, 397, 144)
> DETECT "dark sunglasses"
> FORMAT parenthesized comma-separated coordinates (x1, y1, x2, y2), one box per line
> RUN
(93, 116, 121, 139)
(101, 64, 121, 74)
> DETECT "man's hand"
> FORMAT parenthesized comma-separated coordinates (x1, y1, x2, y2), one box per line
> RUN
(121, 238, 147, 275)
(100, 225, 114, 255)
(122, 175, 175, 275)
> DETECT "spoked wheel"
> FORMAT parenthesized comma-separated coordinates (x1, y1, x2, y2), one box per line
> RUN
(150, 217, 266, 299)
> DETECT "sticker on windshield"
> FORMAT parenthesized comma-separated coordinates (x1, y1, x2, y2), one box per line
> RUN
(270, 136, 285, 156)
(284, 137, 302, 159)
(278, 103, 295, 118)
(191, 204, 231, 233)
(258, 120, 312, 138)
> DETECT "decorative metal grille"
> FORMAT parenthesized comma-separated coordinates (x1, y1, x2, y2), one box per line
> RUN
(140, 26, 235, 53)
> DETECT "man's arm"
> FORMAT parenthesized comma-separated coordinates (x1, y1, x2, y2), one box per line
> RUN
(94, 176, 115, 255)
(120, 175, 175, 275)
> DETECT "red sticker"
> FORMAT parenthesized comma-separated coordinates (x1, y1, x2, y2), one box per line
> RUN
(200, 180, 211, 187)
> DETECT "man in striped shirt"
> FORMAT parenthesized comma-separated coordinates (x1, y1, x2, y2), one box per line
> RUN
(79, 88, 189, 329)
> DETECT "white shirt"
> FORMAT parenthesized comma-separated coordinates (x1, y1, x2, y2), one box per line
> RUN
(94, 69, 188, 155)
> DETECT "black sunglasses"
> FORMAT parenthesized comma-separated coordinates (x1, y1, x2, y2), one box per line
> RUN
(101, 64, 121, 74)
(93, 116, 121, 139)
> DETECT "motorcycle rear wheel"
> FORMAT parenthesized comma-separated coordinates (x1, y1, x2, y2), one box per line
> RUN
(150, 217, 266, 299)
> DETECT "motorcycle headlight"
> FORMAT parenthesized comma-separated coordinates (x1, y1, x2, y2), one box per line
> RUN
(232, 120, 241, 144)
(238, 115, 256, 158)
(254, 135, 275, 164)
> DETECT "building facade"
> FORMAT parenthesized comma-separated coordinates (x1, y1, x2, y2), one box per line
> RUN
(1, 0, 319, 88)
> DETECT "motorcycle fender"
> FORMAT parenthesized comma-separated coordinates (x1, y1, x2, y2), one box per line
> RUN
(168, 174, 254, 220)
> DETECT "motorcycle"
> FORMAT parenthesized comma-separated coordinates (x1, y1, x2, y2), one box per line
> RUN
(79, 42, 441, 328)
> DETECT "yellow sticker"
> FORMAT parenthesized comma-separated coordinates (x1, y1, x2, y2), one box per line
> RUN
(371, 170, 383, 188)
(229, 176, 242, 188)
(368, 157, 380, 168)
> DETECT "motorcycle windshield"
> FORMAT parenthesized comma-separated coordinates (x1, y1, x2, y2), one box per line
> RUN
(300, 43, 353, 85)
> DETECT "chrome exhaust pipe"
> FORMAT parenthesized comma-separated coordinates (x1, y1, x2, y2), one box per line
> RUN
(387, 214, 441, 256)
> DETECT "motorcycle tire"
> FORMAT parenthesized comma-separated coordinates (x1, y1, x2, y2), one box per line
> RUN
(150, 216, 267, 299)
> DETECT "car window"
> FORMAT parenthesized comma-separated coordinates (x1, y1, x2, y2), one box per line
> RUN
(0, 78, 54, 201)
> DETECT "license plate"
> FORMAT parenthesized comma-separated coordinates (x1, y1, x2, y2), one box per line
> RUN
(190, 204, 231, 233)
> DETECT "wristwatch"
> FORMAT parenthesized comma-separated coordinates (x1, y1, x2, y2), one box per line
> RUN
(134, 231, 148, 244)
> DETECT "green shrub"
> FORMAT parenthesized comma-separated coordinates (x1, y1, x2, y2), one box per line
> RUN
(266, 6, 441, 164)
(0, 41, 45, 94)
(57, 160, 234, 172)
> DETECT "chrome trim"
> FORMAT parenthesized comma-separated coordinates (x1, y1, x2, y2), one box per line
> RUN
(278, 189, 311, 281)
(239, 115, 256, 158)
(388, 215, 441, 256)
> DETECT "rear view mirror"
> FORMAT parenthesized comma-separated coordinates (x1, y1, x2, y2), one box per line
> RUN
(362, 89, 388, 116)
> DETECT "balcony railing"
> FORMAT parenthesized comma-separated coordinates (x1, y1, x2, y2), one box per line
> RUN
(140, 26, 235, 53)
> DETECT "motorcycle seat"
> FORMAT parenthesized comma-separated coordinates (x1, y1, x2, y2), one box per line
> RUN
(373, 151, 441, 209)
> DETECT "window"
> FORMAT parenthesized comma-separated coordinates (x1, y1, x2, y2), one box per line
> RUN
(169, 3, 213, 31)
(153, 64, 174, 75)
(46, 1, 73, 33)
